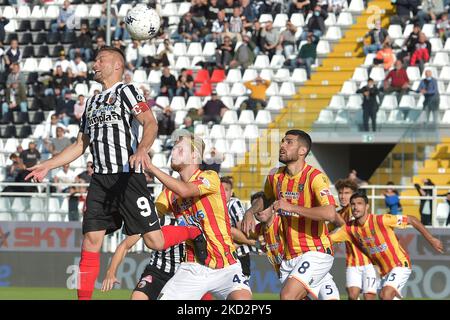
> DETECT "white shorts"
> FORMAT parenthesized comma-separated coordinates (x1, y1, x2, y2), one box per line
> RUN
(158, 261, 252, 300)
(280, 251, 334, 294)
(346, 264, 378, 294)
(308, 273, 340, 300)
(380, 267, 411, 298)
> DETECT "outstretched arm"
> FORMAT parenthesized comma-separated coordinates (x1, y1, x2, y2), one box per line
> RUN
(272, 198, 336, 222)
(101, 234, 141, 292)
(407, 215, 444, 253)
(231, 227, 257, 246)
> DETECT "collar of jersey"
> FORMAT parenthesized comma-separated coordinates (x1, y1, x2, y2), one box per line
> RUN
(102, 81, 124, 94)
(282, 162, 308, 179)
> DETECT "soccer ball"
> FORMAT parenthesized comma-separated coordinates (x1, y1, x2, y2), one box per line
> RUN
(124, 4, 161, 41)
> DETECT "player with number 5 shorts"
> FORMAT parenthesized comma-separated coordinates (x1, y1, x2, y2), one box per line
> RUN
(145, 130, 252, 300)
(242, 130, 342, 300)
(330, 192, 444, 300)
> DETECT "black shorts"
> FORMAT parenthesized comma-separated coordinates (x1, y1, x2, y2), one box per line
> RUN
(82, 173, 160, 235)
(133, 265, 173, 300)
(238, 253, 251, 277)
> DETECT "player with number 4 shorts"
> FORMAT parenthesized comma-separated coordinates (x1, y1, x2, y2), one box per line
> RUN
(242, 130, 341, 300)
(145, 130, 252, 300)
(330, 192, 444, 300)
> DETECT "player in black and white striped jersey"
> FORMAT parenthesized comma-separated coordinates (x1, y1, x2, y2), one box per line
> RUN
(101, 215, 184, 300)
(221, 176, 260, 279)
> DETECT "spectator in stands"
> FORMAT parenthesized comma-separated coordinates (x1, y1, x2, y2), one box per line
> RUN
(363, 20, 389, 55)
(51, 0, 75, 33)
(230, 33, 256, 68)
(229, 6, 244, 36)
(416, 0, 443, 27)
(390, 0, 420, 27)
(288, 0, 313, 17)
(206, 9, 228, 44)
(383, 60, 410, 100)
(206, 0, 221, 23)
(53, 164, 77, 193)
(241, 0, 258, 22)
(125, 40, 143, 71)
(241, 75, 271, 115)
(223, 0, 238, 19)
(417, 69, 439, 123)
(114, 20, 131, 41)
(45, 125, 72, 156)
(44, 113, 66, 139)
(215, 35, 235, 68)
(301, 5, 327, 40)
(250, 21, 263, 55)
(348, 169, 368, 188)
(261, 21, 279, 59)
(69, 23, 93, 62)
(182, 116, 195, 133)
(172, 12, 201, 43)
(279, 21, 298, 59)
(410, 32, 431, 73)
(399, 23, 421, 63)
(93, 36, 106, 58)
(50, 65, 71, 95)
(157, 106, 176, 136)
(5, 153, 25, 183)
(160, 67, 177, 98)
(284, 33, 317, 79)
(176, 69, 195, 99)
(77, 161, 94, 184)
(356, 78, 380, 132)
(112, 38, 125, 52)
(383, 181, 402, 215)
(20, 141, 41, 169)
(414, 178, 434, 226)
(2, 63, 27, 117)
(437, 12, 450, 41)
(198, 90, 229, 124)
(0, 15, 9, 45)
(326, 0, 347, 16)
(147, 39, 171, 70)
(54, 50, 71, 73)
(3, 39, 21, 71)
(373, 42, 396, 71)
(190, 0, 208, 29)
(73, 95, 86, 124)
(96, 4, 118, 38)
(69, 54, 88, 83)
(123, 71, 133, 85)
(201, 147, 224, 173)
(55, 91, 75, 126)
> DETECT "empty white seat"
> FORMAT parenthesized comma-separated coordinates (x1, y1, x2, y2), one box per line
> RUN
(0, 213, 12, 221)
(133, 70, 147, 83)
(260, 68, 274, 81)
(4, 19, 17, 33)
(22, 58, 38, 72)
(432, 52, 449, 66)
(347, 94, 363, 110)
(238, 110, 255, 125)
(442, 110, 450, 123)
(259, 13, 273, 23)
(221, 153, 236, 169)
(352, 67, 368, 82)
(430, 38, 443, 52)
(230, 83, 248, 96)
(399, 95, 416, 109)
(316, 110, 334, 123)
(335, 110, 349, 123)
(161, 3, 177, 16)
(363, 53, 376, 66)
(88, 4, 102, 18)
(174, 110, 188, 126)
(387, 109, 404, 123)
(242, 69, 258, 82)
(48, 213, 62, 222)
(265, 82, 279, 96)
(336, 11, 352, 26)
(255, 110, 272, 125)
(316, 40, 330, 55)
(17, 6, 31, 19)
(220, 96, 234, 110)
(15, 212, 29, 221)
(444, 38, 450, 52)
(191, 56, 205, 68)
(214, 139, 229, 153)
(340, 81, 357, 95)
(328, 95, 346, 110)
(324, 26, 342, 40)
(225, 124, 244, 139)
(406, 66, 421, 81)
(118, 4, 132, 17)
(186, 96, 202, 109)
(376, 110, 388, 123)
(291, 68, 308, 83)
(170, 96, 187, 111)
(46, 5, 59, 19)
(290, 13, 305, 27)
(380, 95, 398, 110)
(279, 82, 296, 96)
(324, 13, 336, 26)
(74, 4, 89, 18)
(210, 124, 226, 139)
(229, 139, 247, 154)
(0, 198, 11, 212)
(266, 96, 284, 111)
(75, 83, 89, 96)
(242, 124, 259, 139)
(221, 110, 239, 125)
(156, 96, 170, 108)
(439, 96, 450, 110)
(215, 82, 230, 96)
(178, 2, 192, 16)
(348, 0, 364, 12)
(194, 124, 209, 138)
(439, 66, 450, 81)
(174, 56, 190, 69)
(2, 6, 16, 19)
(48, 198, 61, 213)
(369, 67, 386, 82)
(422, 23, 435, 38)
(270, 55, 285, 69)
(388, 25, 403, 39)
(30, 6, 44, 19)
(253, 55, 270, 69)
(186, 42, 203, 56)
(4, 138, 19, 153)
(273, 13, 289, 28)
(148, 69, 162, 85)
(225, 69, 242, 83)
(233, 96, 248, 110)
(28, 197, 45, 213)
(274, 68, 290, 82)
(11, 197, 29, 212)
(202, 42, 217, 56)
(31, 213, 46, 222)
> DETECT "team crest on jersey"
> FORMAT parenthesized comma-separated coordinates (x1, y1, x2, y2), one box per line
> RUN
(107, 93, 117, 105)
(298, 183, 304, 192)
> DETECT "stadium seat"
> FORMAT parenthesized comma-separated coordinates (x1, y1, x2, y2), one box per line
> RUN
(0, 198, 11, 213)
(118, 3, 132, 17)
(290, 13, 305, 27)
(174, 110, 188, 126)
(363, 53, 376, 67)
(48, 213, 62, 222)
(11, 197, 29, 213)
(380, 95, 398, 110)
(290, 68, 308, 84)
(210, 69, 225, 83)
(348, 0, 364, 12)
(89, 4, 103, 18)
(242, 69, 258, 82)
(173, 42, 188, 56)
(178, 2, 192, 16)
(369, 67, 385, 82)
(147, 69, 162, 85)
(265, 82, 279, 96)
(335, 110, 350, 123)
(439, 66, 450, 81)
(186, 96, 203, 109)
(194, 69, 210, 83)
(274, 68, 290, 82)
(133, 70, 147, 83)
(221, 153, 236, 169)
(324, 26, 342, 41)
(202, 42, 217, 57)
(347, 94, 363, 110)
(22, 45, 35, 58)
(0, 213, 12, 221)
(253, 55, 270, 69)
(328, 95, 346, 110)
(270, 55, 286, 69)
(220, 96, 234, 109)
(46, 32, 60, 44)
(210, 124, 226, 139)
(61, 31, 76, 44)
(226, 124, 244, 139)
(175, 56, 191, 69)
(399, 95, 417, 109)
(230, 83, 248, 96)
(221, 110, 238, 125)
(155, 96, 170, 109)
(2, 6, 16, 19)
(442, 110, 450, 123)
(421, 66, 438, 79)
(22, 58, 38, 72)
(151, 153, 168, 168)
(29, 197, 45, 213)
(273, 13, 289, 28)
(376, 110, 388, 124)
(439, 96, 450, 110)
(259, 13, 273, 23)
(279, 82, 296, 96)
(430, 38, 443, 52)
(170, 96, 187, 111)
(35, 45, 49, 58)
(352, 67, 368, 82)
(214, 139, 229, 153)
(187, 42, 203, 57)
(260, 68, 274, 81)
(316, 110, 334, 123)
(233, 96, 248, 111)
(225, 69, 242, 83)
(266, 96, 284, 111)
(31, 20, 46, 32)
(17, 20, 31, 32)
(255, 110, 272, 125)
(242, 124, 259, 140)
(46, 5, 59, 19)
(422, 24, 436, 38)
(30, 6, 44, 19)
(195, 82, 212, 96)
(215, 82, 230, 96)
(229, 139, 247, 154)
(388, 25, 403, 39)
(336, 12, 353, 26)
(324, 13, 336, 26)
(316, 40, 330, 55)
(432, 52, 449, 66)
(238, 110, 255, 125)
(161, 3, 177, 17)
(406, 66, 421, 82)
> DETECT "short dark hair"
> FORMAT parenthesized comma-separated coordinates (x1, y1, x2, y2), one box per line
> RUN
(96, 46, 126, 64)
(350, 192, 369, 204)
(335, 179, 358, 192)
(250, 191, 269, 208)
(285, 130, 312, 155)
(220, 176, 233, 188)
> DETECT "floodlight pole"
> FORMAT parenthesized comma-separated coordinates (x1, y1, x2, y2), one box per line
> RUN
(106, 0, 111, 45)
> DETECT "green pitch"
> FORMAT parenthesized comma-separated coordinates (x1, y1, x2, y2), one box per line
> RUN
(0, 287, 279, 300)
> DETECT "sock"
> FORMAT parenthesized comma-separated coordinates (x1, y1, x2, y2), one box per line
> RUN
(77, 250, 100, 300)
(161, 225, 202, 250)
(201, 292, 214, 300)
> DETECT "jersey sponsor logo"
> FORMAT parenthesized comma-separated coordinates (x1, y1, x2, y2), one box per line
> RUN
(279, 191, 299, 200)
(320, 189, 332, 197)
(172, 198, 193, 212)
(88, 113, 122, 126)
(199, 177, 211, 188)
(277, 209, 295, 217)
(368, 243, 388, 255)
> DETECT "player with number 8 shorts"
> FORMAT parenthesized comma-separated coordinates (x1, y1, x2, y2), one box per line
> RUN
(242, 130, 342, 300)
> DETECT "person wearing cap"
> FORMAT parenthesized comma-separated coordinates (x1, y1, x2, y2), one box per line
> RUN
(198, 90, 228, 124)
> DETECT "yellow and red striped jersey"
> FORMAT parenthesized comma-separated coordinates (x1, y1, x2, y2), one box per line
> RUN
(339, 206, 372, 267)
(264, 164, 336, 260)
(255, 214, 284, 275)
(330, 214, 411, 276)
(156, 169, 237, 269)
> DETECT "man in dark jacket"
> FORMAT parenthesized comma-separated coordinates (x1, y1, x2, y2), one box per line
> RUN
(0, 15, 9, 44)
(356, 78, 379, 132)
(363, 20, 389, 55)
(69, 23, 93, 62)
(391, 0, 420, 27)
(301, 5, 327, 40)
